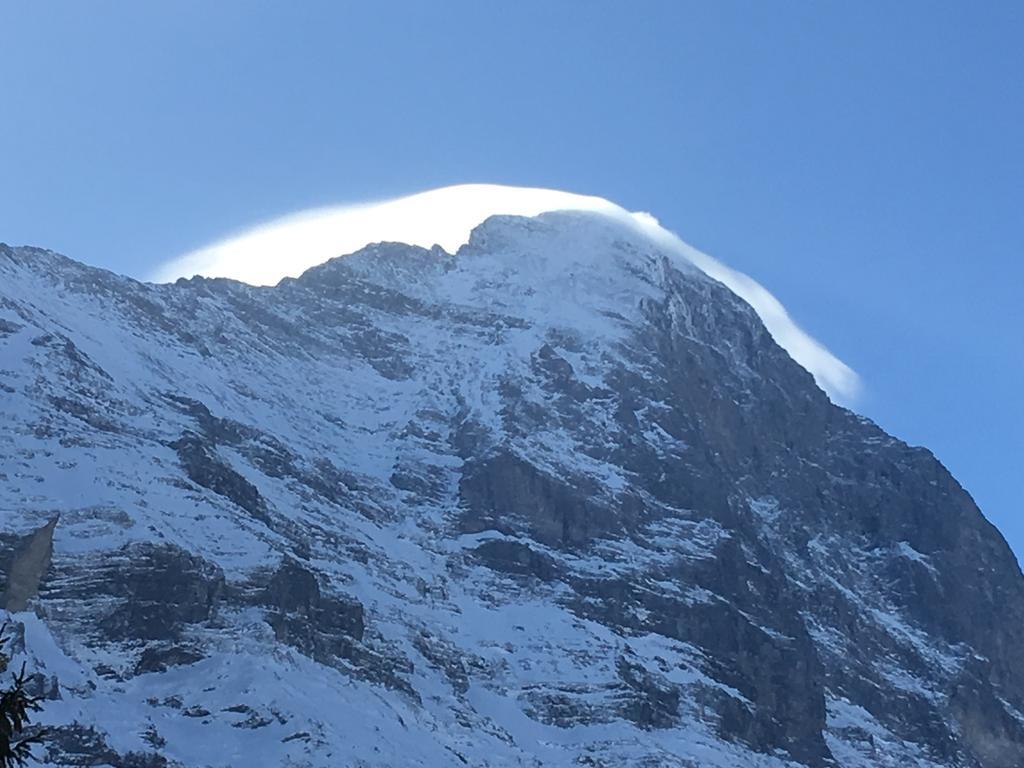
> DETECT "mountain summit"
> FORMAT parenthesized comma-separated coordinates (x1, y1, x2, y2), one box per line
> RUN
(1, 212, 1022, 767)
(153, 184, 861, 404)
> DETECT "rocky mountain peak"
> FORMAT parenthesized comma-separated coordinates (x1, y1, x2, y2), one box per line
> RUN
(0, 216, 1022, 767)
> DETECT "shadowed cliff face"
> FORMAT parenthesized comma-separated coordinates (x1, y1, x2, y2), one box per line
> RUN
(0, 213, 1021, 768)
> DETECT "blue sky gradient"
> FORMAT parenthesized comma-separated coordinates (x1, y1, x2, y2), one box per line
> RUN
(1, 2, 1021, 559)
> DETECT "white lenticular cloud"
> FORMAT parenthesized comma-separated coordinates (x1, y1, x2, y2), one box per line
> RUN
(151, 183, 861, 404)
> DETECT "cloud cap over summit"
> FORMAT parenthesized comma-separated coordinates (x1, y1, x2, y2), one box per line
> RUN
(153, 184, 860, 404)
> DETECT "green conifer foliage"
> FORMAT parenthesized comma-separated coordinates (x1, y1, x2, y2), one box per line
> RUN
(0, 622, 44, 768)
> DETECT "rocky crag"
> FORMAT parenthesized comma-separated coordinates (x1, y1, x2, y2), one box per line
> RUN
(0, 211, 1022, 767)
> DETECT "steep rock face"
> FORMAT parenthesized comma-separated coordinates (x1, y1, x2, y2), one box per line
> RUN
(3, 517, 58, 611)
(0, 214, 1022, 767)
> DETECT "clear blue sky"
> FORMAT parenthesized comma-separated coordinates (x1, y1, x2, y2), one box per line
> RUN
(2, 2, 1021, 560)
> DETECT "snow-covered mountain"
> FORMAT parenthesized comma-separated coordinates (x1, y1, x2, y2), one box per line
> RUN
(1, 211, 1022, 767)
